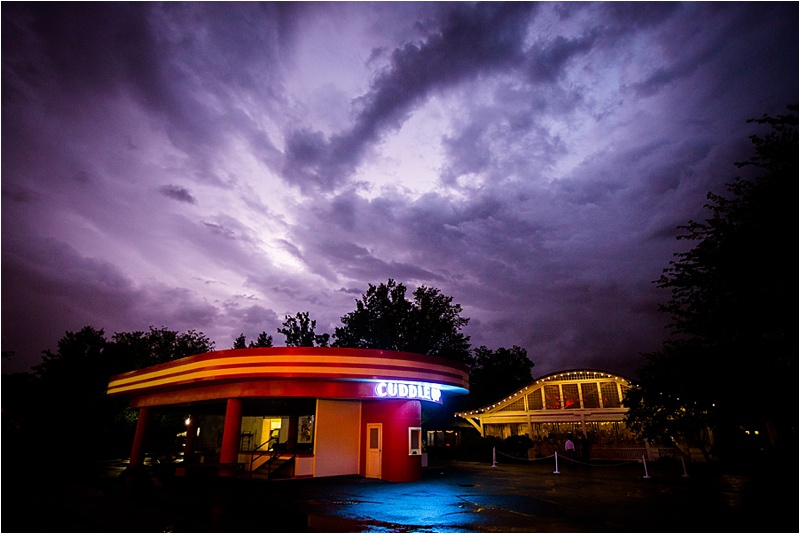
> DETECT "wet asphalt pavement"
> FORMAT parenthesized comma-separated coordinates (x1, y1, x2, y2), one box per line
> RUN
(2, 456, 795, 532)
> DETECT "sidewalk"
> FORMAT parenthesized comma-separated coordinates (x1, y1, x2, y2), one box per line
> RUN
(2, 456, 795, 532)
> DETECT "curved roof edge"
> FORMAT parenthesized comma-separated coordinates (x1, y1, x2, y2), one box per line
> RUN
(109, 346, 470, 380)
(457, 368, 636, 415)
(107, 346, 470, 398)
(533, 368, 635, 384)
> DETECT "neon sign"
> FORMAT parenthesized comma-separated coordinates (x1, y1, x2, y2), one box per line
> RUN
(374, 381, 442, 403)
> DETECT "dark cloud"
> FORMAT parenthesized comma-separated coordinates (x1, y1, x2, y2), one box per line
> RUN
(360, 2, 533, 119)
(2, 2, 796, 380)
(1, 236, 138, 367)
(1, 3, 158, 102)
(1, 184, 36, 204)
(3, 2, 293, 193)
(159, 185, 197, 204)
(527, 32, 600, 83)
(281, 2, 536, 192)
(224, 302, 281, 336)
(281, 128, 337, 191)
(202, 222, 237, 240)
(600, 2, 680, 32)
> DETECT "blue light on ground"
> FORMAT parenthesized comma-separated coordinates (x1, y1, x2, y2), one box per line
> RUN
(316, 476, 485, 532)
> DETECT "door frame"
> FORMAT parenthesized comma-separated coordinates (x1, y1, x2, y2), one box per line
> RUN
(366, 423, 382, 479)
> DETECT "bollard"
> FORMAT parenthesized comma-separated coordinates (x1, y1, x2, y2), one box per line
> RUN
(492, 447, 497, 468)
(681, 456, 689, 478)
(553, 451, 560, 474)
(642, 454, 650, 479)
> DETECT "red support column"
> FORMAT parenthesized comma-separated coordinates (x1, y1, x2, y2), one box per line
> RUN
(219, 398, 243, 476)
(184, 415, 198, 458)
(129, 407, 152, 470)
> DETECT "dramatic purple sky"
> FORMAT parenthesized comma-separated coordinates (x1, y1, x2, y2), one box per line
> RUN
(2, 2, 797, 378)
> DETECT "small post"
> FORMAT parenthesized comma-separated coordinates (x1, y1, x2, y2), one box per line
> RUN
(681, 456, 689, 478)
(553, 451, 560, 474)
(642, 454, 650, 479)
(492, 447, 497, 468)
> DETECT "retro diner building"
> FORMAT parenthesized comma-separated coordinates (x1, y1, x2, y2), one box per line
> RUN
(107, 347, 469, 482)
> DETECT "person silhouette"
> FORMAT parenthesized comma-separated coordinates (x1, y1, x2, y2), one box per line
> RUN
(564, 435, 576, 459)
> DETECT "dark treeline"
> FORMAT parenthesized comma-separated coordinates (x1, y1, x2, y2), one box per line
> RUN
(1, 280, 533, 462)
(2, 326, 216, 463)
(624, 105, 797, 465)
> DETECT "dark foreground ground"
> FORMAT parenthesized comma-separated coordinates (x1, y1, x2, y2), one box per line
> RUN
(2, 455, 796, 533)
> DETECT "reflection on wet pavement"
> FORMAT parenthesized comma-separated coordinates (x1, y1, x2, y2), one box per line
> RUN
(2, 458, 794, 532)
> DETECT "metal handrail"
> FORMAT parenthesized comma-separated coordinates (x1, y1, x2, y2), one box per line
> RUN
(248, 436, 303, 479)
(249, 436, 278, 474)
(264, 451, 296, 479)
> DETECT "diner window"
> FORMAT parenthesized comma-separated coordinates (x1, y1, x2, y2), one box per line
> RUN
(600, 382, 621, 408)
(562, 384, 580, 409)
(544, 385, 561, 409)
(499, 398, 525, 411)
(581, 383, 600, 408)
(409, 427, 422, 455)
(527, 389, 543, 410)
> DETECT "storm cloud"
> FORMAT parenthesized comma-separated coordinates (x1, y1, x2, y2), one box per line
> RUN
(2, 2, 797, 379)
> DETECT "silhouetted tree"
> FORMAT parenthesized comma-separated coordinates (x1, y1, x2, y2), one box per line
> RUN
(624, 341, 717, 460)
(4, 325, 215, 462)
(625, 106, 797, 462)
(334, 279, 476, 431)
(233, 333, 247, 349)
(111, 326, 214, 371)
(3, 327, 121, 460)
(33, 325, 109, 381)
(233, 331, 273, 348)
(278, 312, 329, 347)
(466, 345, 534, 409)
(252, 331, 274, 347)
(333, 279, 471, 364)
(405, 285, 472, 364)
(333, 279, 411, 351)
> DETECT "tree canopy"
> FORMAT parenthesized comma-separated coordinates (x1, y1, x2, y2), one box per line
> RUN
(110, 326, 214, 370)
(332, 279, 472, 364)
(5, 325, 215, 462)
(624, 106, 797, 461)
(278, 311, 330, 347)
(467, 345, 534, 409)
(233, 331, 274, 349)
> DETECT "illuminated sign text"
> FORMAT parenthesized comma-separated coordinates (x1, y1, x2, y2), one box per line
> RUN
(375, 381, 442, 403)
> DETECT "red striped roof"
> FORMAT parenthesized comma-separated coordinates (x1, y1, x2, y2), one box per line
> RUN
(107, 347, 469, 398)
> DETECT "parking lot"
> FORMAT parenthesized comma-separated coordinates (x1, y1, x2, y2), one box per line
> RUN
(2, 455, 794, 532)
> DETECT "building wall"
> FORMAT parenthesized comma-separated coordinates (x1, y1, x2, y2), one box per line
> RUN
(361, 399, 422, 482)
(313, 399, 361, 477)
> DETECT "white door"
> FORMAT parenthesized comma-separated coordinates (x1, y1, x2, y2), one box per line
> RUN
(366, 423, 382, 479)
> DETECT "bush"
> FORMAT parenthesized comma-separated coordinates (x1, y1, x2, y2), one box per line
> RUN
(502, 435, 534, 458)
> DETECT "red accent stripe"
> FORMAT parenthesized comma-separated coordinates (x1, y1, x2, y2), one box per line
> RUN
(108, 347, 468, 380)
(107, 348, 470, 397)
(113, 359, 463, 388)
(110, 361, 466, 391)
